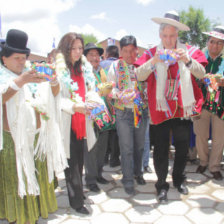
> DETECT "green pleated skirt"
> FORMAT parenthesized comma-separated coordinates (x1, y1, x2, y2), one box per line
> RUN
(0, 131, 58, 224)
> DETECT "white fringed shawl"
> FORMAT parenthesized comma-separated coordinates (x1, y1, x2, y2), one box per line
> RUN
(0, 64, 39, 198)
(0, 63, 68, 197)
(55, 54, 97, 157)
(155, 41, 195, 117)
(34, 82, 68, 183)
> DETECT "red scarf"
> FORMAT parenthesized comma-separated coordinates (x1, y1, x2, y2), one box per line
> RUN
(71, 67, 86, 139)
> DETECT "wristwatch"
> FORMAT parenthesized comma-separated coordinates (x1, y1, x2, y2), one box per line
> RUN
(185, 58, 192, 68)
(150, 63, 156, 71)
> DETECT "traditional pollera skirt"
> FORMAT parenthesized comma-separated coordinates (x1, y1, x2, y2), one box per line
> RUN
(0, 131, 57, 224)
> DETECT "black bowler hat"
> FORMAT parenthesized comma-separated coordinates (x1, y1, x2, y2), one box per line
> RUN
(84, 43, 104, 56)
(1, 29, 30, 55)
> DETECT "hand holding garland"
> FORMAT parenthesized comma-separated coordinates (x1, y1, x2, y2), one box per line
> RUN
(151, 51, 164, 66)
(97, 81, 115, 97)
(49, 75, 60, 96)
(203, 73, 223, 92)
(14, 69, 46, 88)
(151, 49, 190, 67)
(175, 48, 190, 64)
(3, 70, 46, 104)
(157, 49, 180, 65)
(72, 101, 92, 116)
(31, 61, 60, 96)
(216, 77, 224, 87)
(117, 88, 136, 105)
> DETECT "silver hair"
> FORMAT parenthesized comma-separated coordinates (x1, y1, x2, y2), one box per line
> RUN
(159, 23, 179, 34)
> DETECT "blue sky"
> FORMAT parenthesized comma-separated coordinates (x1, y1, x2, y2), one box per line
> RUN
(0, 0, 223, 56)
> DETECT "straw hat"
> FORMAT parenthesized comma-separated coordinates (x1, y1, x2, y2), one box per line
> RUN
(202, 26, 224, 40)
(151, 10, 190, 31)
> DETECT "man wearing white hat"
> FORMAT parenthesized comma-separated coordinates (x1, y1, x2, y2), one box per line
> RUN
(194, 26, 224, 181)
(135, 10, 207, 203)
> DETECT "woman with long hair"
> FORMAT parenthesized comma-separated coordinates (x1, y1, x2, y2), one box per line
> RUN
(56, 32, 96, 215)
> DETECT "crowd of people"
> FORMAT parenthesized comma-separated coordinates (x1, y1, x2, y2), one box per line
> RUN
(0, 9, 224, 224)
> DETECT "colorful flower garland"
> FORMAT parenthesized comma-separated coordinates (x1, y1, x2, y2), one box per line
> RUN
(116, 59, 144, 128)
(158, 49, 180, 66)
(204, 49, 224, 119)
(55, 53, 78, 92)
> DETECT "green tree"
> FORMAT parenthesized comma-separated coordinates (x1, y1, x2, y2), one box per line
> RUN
(179, 6, 211, 49)
(81, 34, 100, 46)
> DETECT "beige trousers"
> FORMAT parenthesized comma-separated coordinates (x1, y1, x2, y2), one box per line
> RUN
(193, 109, 224, 172)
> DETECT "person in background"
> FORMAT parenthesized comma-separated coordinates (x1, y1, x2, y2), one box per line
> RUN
(47, 48, 57, 64)
(108, 35, 148, 196)
(84, 43, 112, 192)
(194, 26, 224, 181)
(100, 45, 121, 167)
(100, 45, 119, 71)
(135, 10, 207, 203)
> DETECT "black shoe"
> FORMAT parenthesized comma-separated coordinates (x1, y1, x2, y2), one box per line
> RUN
(110, 160, 121, 167)
(211, 171, 223, 181)
(124, 186, 135, 196)
(157, 189, 168, 203)
(75, 206, 89, 215)
(176, 183, 189, 195)
(96, 177, 109, 184)
(135, 175, 146, 185)
(196, 165, 207, 174)
(87, 184, 100, 192)
(144, 166, 152, 173)
(104, 158, 109, 165)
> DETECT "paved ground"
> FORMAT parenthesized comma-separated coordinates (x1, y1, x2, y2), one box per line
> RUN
(43, 157, 224, 224)
(1, 157, 224, 224)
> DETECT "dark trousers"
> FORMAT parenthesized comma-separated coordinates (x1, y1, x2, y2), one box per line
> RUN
(105, 129, 120, 166)
(84, 130, 109, 185)
(153, 119, 191, 193)
(64, 130, 84, 209)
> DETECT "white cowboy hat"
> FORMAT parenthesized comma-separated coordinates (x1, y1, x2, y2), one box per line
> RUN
(151, 10, 190, 31)
(202, 26, 224, 40)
